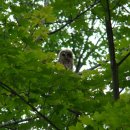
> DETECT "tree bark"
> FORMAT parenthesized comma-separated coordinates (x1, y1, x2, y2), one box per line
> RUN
(105, 0, 119, 100)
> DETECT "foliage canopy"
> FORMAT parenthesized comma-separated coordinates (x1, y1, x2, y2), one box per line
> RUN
(0, 0, 130, 129)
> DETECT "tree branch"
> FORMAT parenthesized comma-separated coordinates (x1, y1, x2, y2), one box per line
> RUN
(119, 88, 124, 94)
(117, 52, 130, 66)
(88, 60, 109, 70)
(67, 108, 82, 117)
(0, 116, 38, 128)
(75, 36, 90, 73)
(122, 5, 130, 14)
(79, 32, 105, 71)
(88, 63, 101, 70)
(49, 0, 100, 35)
(0, 82, 60, 130)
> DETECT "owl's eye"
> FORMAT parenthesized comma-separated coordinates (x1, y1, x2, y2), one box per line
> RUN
(62, 53, 65, 56)
(67, 53, 72, 58)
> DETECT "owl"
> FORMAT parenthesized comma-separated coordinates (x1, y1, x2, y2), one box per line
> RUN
(58, 49, 73, 70)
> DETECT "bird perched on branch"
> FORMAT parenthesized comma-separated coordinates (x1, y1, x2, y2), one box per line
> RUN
(58, 49, 73, 70)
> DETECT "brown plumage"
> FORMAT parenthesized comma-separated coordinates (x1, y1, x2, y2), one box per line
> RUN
(58, 49, 73, 70)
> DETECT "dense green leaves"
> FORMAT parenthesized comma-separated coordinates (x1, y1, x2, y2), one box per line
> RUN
(78, 94, 130, 130)
(0, 0, 130, 129)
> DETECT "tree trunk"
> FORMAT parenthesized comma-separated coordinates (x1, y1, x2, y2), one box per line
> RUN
(105, 0, 119, 100)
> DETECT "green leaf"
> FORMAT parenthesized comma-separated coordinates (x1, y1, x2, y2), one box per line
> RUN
(69, 123, 84, 130)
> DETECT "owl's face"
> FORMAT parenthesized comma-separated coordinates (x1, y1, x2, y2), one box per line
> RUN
(58, 49, 73, 70)
(60, 50, 73, 62)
